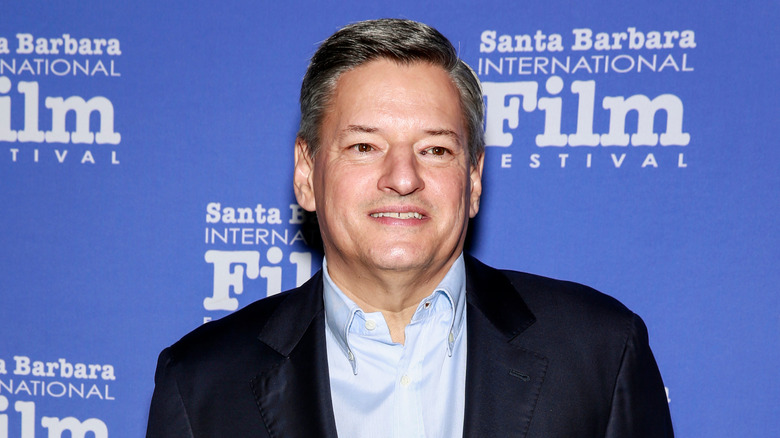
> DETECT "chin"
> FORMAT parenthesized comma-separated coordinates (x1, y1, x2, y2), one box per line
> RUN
(366, 247, 436, 272)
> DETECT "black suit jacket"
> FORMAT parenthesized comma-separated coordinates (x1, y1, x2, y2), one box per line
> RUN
(147, 256, 673, 437)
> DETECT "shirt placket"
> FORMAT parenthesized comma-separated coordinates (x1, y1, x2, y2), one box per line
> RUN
(393, 299, 437, 438)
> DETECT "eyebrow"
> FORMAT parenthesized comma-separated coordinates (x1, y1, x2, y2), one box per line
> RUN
(340, 125, 462, 146)
(344, 125, 379, 135)
(424, 128, 461, 145)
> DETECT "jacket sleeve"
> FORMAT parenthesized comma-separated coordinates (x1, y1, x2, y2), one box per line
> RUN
(604, 314, 674, 437)
(146, 348, 196, 438)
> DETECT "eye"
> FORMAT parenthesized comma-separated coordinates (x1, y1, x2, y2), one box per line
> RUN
(421, 146, 448, 157)
(352, 143, 373, 153)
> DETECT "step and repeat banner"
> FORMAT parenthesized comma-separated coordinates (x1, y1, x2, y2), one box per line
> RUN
(2, 0, 777, 436)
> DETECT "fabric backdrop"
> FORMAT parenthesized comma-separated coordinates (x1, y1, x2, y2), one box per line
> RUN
(1, 1, 778, 436)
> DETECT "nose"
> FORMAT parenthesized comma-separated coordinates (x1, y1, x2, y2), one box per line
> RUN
(377, 145, 424, 196)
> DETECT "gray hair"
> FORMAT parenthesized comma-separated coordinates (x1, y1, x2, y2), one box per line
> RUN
(297, 18, 484, 166)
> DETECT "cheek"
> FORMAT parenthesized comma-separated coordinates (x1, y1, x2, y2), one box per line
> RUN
(432, 173, 468, 202)
(319, 177, 362, 220)
(314, 164, 345, 202)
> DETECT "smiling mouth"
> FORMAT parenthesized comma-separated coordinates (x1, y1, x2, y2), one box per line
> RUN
(370, 212, 424, 219)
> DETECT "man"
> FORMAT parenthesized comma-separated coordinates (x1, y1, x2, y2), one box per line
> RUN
(147, 19, 673, 437)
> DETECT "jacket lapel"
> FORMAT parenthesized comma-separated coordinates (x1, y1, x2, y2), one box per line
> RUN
(463, 256, 549, 438)
(250, 273, 339, 438)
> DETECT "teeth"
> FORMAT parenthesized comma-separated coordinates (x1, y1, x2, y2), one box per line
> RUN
(371, 212, 423, 219)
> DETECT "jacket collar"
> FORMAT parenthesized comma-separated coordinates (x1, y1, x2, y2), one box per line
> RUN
(464, 254, 537, 338)
(256, 271, 325, 357)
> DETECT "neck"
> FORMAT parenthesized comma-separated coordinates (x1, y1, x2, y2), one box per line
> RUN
(325, 255, 459, 344)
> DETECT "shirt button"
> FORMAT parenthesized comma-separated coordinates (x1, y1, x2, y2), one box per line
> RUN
(365, 319, 377, 330)
(400, 375, 411, 387)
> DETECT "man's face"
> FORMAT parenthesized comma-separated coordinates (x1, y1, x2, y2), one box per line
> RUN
(294, 59, 483, 277)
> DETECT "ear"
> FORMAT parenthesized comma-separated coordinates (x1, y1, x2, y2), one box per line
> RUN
(468, 152, 484, 218)
(293, 138, 316, 212)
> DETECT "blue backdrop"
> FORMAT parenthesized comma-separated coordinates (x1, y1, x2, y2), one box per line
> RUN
(2, 1, 778, 436)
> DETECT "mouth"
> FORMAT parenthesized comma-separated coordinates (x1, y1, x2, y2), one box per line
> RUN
(370, 212, 424, 219)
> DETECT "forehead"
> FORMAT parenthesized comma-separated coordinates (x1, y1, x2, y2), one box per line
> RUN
(323, 59, 465, 139)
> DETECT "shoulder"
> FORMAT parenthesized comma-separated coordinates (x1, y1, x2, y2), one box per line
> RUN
(466, 255, 639, 350)
(497, 270, 672, 435)
(501, 268, 634, 326)
(160, 272, 322, 371)
(147, 278, 324, 436)
(166, 292, 288, 360)
(467, 254, 633, 321)
(151, 294, 288, 388)
(502, 268, 649, 373)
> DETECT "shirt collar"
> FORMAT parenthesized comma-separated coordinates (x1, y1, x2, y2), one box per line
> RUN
(322, 254, 467, 375)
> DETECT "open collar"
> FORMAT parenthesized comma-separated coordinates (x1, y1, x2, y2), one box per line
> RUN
(322, 254, 468, 374)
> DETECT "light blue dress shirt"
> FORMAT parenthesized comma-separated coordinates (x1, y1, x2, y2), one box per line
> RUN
(323, 254, 468, 438)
